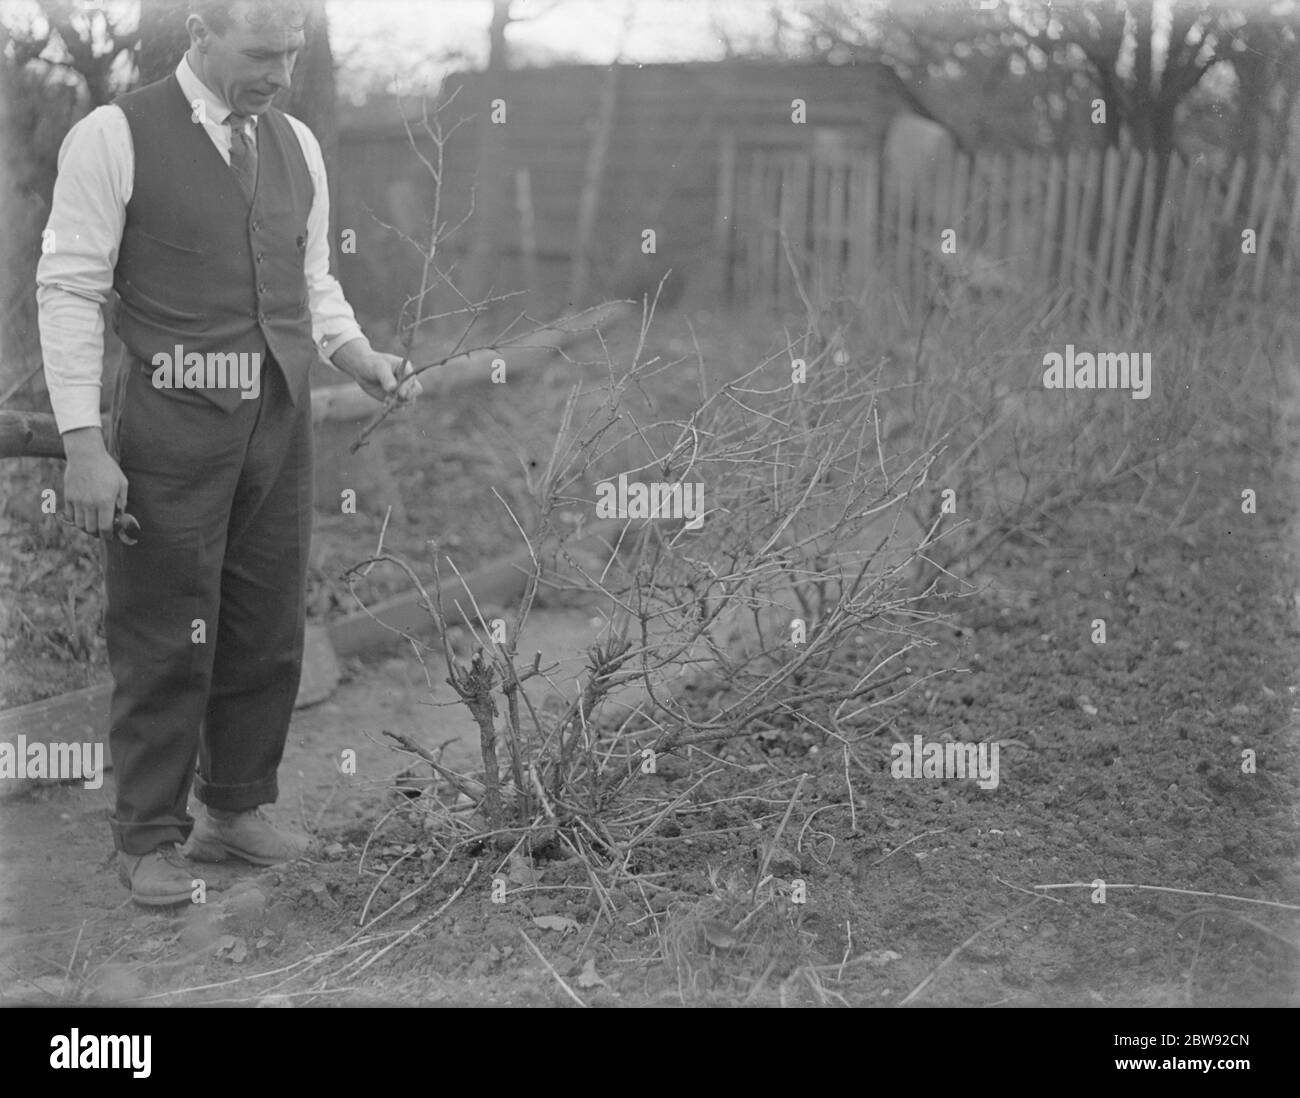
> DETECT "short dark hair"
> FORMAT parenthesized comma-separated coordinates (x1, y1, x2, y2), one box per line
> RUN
(192, 0, 307, 35)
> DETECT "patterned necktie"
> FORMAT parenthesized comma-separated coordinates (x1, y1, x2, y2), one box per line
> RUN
(227, 113, 258, 203)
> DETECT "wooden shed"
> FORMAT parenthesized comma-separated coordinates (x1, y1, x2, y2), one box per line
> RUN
(333, 60, 940, 322)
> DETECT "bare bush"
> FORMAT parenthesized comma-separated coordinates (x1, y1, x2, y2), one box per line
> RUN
(346, 277, 948, 856)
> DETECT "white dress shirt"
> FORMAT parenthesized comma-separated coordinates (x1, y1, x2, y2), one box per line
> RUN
(37, 54, 364, 433)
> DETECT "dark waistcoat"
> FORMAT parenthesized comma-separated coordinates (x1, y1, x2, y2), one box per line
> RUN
(113, 74, 315, 411)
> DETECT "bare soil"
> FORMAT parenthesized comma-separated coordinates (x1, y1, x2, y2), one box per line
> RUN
(1, 310, 1297, 1007)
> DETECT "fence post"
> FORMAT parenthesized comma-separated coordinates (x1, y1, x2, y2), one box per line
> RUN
(569, 65, 620, 303)
(1251, 152, 1286, 300)
(713, 131, 737, 304)
(1087, 145, 1121, 329)
(1105, 147, 1144, 331)
(1037, 155, 1063, 286)
(1128, 150, 1159, 333)
(1148, 151, 1182, 313)
(854, 152, 880, 292)
(1069, 148, 1103, 326)
(1283, 164, 1300, 287)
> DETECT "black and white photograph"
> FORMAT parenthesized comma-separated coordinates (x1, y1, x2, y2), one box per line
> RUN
(0, 0, 1296, 1054)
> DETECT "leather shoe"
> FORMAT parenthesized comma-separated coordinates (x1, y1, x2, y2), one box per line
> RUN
(117, 842, 213, 907)
(183, 806, 311, 866)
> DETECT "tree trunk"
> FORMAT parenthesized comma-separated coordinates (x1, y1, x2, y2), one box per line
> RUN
(488, 0, 511, 70)
(135, 0, 191, 87)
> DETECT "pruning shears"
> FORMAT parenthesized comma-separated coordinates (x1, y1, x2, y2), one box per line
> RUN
(59, 508, 140, 546)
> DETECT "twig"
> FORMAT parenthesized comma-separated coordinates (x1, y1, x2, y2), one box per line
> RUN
(358, 850, 411, 927)
(63, 919, 87, 989)
(1032, 882, 1300, 911)
(842, 745, 857, 833)
(360, 506, 394, 577)
(752, 773, 807, 903)
(518, 929, 587, 1007)
(899, 899, 1042, 1006)
(351, 859, 480, 979)
(383, 728, 488, 803)
(871, 828, 946, 868)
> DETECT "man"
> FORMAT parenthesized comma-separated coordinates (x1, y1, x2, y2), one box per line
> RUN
(37, 0, 420, 906)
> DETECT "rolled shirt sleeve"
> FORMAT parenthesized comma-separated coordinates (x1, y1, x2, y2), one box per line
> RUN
(36, 105, 131, 434)
(282, 112, 365, 362)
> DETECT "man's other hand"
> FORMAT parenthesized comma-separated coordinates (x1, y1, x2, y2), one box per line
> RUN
(62, 427, 129, 539)
(331, 338, 423, 405)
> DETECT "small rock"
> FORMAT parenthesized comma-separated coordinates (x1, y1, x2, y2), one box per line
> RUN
(1229, 704, 1250, 717)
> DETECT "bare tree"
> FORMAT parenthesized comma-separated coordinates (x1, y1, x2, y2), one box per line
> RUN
(135, 0, 190, 85)
(1009, 0, 1233, 165)
(484, 0, 566, 70)
(12, 0, 135, 106)
(1222, 11, 1300, 171)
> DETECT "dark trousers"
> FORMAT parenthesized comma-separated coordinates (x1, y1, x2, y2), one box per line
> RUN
(104, 350, 313, 855)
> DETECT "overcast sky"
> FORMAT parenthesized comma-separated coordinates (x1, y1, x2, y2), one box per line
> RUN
(326, 0, 811, 100)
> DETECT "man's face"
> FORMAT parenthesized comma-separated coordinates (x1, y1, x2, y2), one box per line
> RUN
(191, 3, 305, 115)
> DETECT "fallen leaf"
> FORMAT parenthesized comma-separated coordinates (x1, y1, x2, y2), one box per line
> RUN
(508, 854, 542, 888)
(576, 958, 605, 989)
(216, 935, 248, 963)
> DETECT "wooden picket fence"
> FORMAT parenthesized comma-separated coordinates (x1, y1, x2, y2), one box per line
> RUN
(719, 141, 1300, 329)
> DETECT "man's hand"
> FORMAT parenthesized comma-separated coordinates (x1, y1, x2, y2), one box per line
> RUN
(62, 427, 129, 539)
(331, 338, 423, 405)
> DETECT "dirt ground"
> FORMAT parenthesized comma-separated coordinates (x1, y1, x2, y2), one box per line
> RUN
(1, 310, 1297, 1008)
